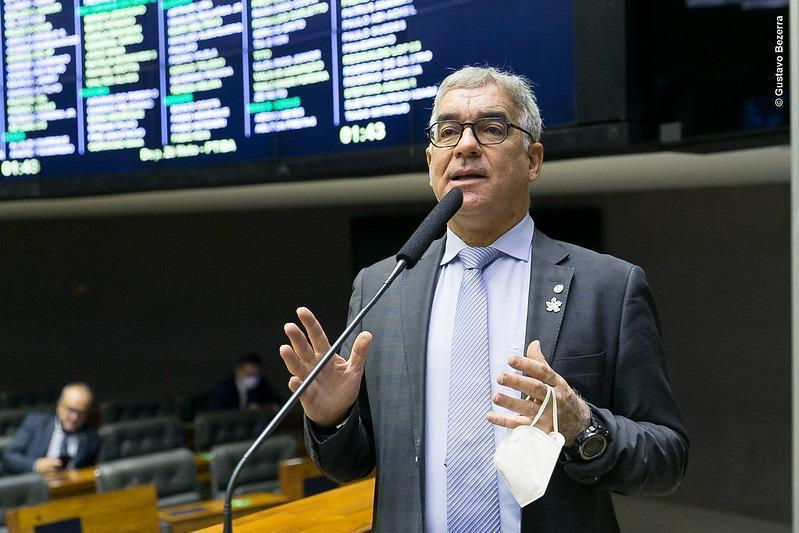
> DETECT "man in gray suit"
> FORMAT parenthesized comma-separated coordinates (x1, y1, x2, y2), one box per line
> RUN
(280, 66, 688, 532)
(3, 383, 100, 474)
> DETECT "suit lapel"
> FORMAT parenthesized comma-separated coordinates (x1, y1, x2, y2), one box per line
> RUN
(525, 230, 573, 364)
(400, 236, 444, 518)
(73, 433, 88, 466)
(37, 417, 56, 458)
(400, 237, 445, 446)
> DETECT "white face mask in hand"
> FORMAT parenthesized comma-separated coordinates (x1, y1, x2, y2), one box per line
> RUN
(493, 384, 565, 507)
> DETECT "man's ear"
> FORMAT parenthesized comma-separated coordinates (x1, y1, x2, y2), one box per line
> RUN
(527, 142, 544, 183)
(426, 146, 434, 188)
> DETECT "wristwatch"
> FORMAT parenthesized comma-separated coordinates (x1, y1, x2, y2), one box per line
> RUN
(562, 415, 610, 463)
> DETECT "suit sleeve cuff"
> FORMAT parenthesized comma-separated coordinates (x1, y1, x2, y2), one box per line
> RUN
(305, 404, 358, 445)
(560, 405, 617, 485)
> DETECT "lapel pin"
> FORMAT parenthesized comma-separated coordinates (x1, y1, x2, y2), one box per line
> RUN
(553, 283, 564, 294)
(546, 297, 563, 313)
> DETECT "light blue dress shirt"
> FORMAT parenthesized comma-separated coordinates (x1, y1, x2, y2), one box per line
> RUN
(46, 416, 78, 461)
(424, 214, 533, 533)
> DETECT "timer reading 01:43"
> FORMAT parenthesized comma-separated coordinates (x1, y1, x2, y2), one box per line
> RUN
(1, 159, 41, 177)
(339, 122, 387, 145)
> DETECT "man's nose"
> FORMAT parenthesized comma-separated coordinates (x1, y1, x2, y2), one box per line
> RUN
(455, 126, 482, 157)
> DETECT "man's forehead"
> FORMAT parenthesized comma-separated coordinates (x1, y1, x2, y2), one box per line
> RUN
(61, 388, 91, 405)
(434, 85, 516, 120)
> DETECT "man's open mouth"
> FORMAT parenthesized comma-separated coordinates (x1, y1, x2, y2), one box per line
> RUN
(450, 173, 485, 181)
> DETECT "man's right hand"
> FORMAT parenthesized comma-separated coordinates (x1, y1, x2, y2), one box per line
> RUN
(34, 457, 62, 474)
(279, 307, 372, 428)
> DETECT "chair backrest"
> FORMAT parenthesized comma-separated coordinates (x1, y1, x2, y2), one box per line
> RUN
(174, 392, 210, 423)
(0, 473, 48, 526)
(99, 399, 175, 424)
(0, 391, 58, 409)
(208, 434, 297, 498)
(95, 448, 201, 507)
(0, 436, 12, 478)
(0, 408, 51, 437)
(99, 416, 182, 462)
(193, 410, 269, 452)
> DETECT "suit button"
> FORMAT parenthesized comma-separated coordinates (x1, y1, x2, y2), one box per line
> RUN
(581, 476, 599, 485)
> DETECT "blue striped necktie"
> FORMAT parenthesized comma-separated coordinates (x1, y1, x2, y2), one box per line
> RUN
(446, 246, 502, 533)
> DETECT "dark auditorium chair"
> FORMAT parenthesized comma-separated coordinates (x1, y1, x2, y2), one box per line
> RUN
(0, 437, 11, 477)
(0, 407, 51, 437)
(174, 392, 210, 424)
(193, 410, 269, 452)
(208, 434, 297, 498)
(0, 391, 57, 409)
(0, 473, 48, 530)
(99, 416, 183, 462)
(99, 398, 175, 424)
(95, 448, 201, 507)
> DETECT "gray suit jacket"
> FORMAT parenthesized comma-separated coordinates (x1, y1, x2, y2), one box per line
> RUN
(3, 414, 101, 474)
(306, 230, 689, 532)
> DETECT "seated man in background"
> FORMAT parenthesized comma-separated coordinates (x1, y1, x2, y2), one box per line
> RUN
(3, 383, 100, 474)
(209, 352, 282, 411)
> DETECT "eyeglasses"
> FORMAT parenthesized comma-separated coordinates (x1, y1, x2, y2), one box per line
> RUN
(425, 117, 534, 148)
(61, 405, 88, 417)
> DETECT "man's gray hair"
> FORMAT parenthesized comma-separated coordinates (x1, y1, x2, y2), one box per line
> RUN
(430, 66, 543, 145)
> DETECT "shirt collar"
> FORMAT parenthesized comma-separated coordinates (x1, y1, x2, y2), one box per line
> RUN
(54, 416, 70, 436)
(441, 213, 534, 265)
(55, 415, 83, 437)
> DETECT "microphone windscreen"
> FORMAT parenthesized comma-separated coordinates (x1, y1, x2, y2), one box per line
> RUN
(396, 187, 463, 268)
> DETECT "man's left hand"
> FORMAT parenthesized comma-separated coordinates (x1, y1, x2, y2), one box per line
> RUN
(486, 340, 591, 446)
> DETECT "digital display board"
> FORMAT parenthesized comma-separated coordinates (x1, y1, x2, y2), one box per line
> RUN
(0, 0, 575, 187)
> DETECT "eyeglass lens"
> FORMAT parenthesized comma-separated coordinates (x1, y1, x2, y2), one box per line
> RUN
(430, 118, 508, 146)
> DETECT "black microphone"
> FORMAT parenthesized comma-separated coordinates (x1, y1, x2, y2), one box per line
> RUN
(397, 187, 463, 267)
(222, 187, 463, 532)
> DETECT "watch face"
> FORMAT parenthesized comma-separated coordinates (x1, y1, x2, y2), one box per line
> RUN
(580, 435, 607, 460)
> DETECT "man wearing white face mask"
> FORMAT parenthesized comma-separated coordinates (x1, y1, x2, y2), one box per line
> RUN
(209, 352, 283, 411)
